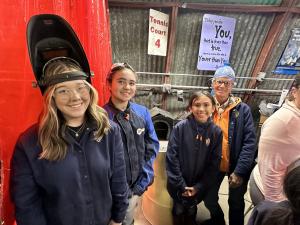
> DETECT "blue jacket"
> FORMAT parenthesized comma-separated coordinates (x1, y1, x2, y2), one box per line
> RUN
(166, 116, 222, 202)
(11, 121, 128, 225)
(226, 101, 257, 178)
(103, 101, 159, 196)
(247, 200, 300, 225)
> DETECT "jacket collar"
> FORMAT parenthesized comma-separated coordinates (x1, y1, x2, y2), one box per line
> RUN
(64, 118, 98, 144)
(214, 96, 241, 115)
(188, 114, 212, 129)
(107, 98, 131, 120)
(107, 98, 130, 114)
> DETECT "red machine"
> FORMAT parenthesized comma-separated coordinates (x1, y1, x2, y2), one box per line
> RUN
(0, 1, 112, 224)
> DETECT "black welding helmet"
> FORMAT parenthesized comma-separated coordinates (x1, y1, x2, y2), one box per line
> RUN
(27, 14, 92, 94)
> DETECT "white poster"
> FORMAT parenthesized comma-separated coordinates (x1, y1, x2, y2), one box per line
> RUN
(197, 14, 236, 71)
(148, 9, 169, 56)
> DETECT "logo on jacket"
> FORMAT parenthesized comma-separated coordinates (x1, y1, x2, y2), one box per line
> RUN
(196, 135, 211, 147)
(137, 128, 145, 135)
(205, 138, 210, 146)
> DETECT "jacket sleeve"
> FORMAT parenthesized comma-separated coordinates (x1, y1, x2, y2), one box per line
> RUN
(11, 138, 47, 225)
(234, 105, 257, 177)
(194, 128, 222, 195)
(110, 125, 129, 223)
(166, 125, 187, 193)
(132, 108, 160, 195)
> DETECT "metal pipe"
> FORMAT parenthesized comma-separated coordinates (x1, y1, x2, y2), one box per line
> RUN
(136, 83, 284, 93)
(136, 71, 294, 81)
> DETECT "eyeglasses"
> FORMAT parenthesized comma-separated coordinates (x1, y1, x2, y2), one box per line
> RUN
(213, 79, 233, 87)
(53, 84, 90, 101)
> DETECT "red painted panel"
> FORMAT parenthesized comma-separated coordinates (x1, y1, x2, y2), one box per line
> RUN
(0, 0, 112, 224)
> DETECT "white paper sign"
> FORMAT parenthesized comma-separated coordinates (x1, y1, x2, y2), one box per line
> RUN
(148, 9, 169, 56)
(197, 14, 236, 70)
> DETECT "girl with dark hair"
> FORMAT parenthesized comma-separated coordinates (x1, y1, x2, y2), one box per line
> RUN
(103, 63, 159, 225)
(166, 91, 222, 225)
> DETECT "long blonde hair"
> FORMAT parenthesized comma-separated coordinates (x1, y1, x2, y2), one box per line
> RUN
(38, 59, 110, 161)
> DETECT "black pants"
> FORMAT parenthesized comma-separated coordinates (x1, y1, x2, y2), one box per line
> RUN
(172, 200, 198, 225)
(172, 200, 197, 216)
(203, 172, 248, 225)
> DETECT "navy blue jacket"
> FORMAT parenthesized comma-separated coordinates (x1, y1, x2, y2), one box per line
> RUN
(247, 200, 300, 225)
(11, 121, 128, 225)
(226, 102, 257, 178)
(166, 116, 222, 202)
(103, 101, 159, 196)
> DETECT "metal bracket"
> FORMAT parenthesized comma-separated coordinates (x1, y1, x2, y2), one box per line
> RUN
(256, 72, 266, 82)
(162, 83, 172, 93)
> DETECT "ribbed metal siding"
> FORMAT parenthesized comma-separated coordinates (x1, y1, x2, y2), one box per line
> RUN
(262, 14, 300, 91)
(167, 9, 274, 114)
(245, 14, 300, 110)
(109, 7, 168, 93)
(109, 4, 298, 117)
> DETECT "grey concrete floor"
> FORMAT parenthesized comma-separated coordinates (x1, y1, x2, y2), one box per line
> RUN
(133, 150, 254, 225)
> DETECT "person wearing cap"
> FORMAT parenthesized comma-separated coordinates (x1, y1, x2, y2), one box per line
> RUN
(249, 74, 300, 205)
(103, 63, 159, 225)
(202, 64, 256, 225)
(11, 57, 129, 225)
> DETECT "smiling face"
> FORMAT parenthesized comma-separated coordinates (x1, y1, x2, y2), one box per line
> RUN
(109, 68, 137, 109)
(212, 77, 234, 104)
(189, 95, 215, 123)
(53, 80, 90, 126)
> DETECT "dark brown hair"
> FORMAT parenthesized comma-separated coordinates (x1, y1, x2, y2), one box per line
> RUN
(293, 74, 300, 88)
(188, 91, 215, 109)
(284, 165, 300, 214)
(288, 74, 300, 101)
(106, 62, 136, 84)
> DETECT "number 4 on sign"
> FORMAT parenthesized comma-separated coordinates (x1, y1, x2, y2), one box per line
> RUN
(155, 39, 160, 48)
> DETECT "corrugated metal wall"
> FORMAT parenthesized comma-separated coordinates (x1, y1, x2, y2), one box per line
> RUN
(167, 9, 275, 113)
(109, 1, 299, 119)
(248, 14, 300, 111)
(110, 7, 167, 82)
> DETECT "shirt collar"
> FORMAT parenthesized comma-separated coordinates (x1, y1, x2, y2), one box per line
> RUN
(214, 95, 235, 115)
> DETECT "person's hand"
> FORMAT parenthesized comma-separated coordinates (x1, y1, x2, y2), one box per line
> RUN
(228, 172, 243, 188)
(181, 186, 198, 197)
(108, 220, 121, 225)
